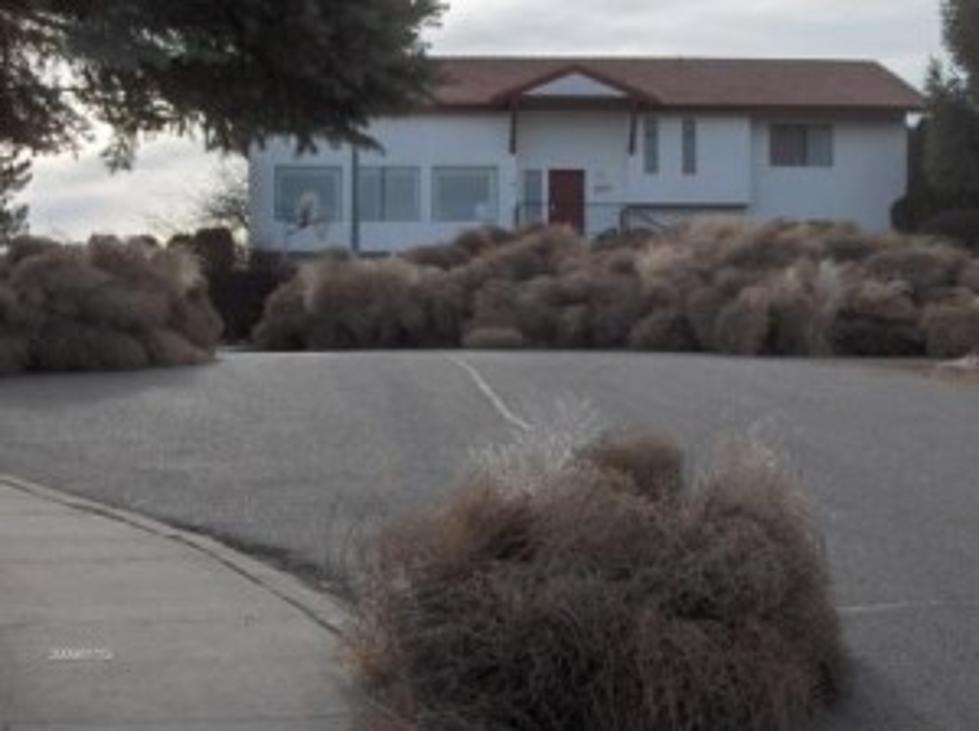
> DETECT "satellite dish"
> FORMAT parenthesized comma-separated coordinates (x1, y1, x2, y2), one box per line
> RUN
(295, 190, 321, 228)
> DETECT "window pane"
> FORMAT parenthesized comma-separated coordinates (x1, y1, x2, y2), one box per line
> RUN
(275, 167, 342, 224)
(433, 167, 498, 222)
(682, 119, 697, 175)
(644, 116, 659, 174)
(807, 125, 834, 167)
(771, 125, 808, 166)
(523, 169, 544, 224)
(383, 167, 421, 221)
(358, 168, 383, 222)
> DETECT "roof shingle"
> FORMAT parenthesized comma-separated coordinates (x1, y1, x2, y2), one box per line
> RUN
(430, 57, 924, 111)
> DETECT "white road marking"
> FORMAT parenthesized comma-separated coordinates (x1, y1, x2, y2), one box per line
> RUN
(448, 356, 532, 433)
(838, 599, 979, 616)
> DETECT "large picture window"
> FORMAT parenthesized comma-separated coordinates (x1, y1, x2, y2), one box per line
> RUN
(770, 124, 834, 167)
(274, 166, 342, 224)
(358, 167, 421, 222)
(432, 167, 499, 222)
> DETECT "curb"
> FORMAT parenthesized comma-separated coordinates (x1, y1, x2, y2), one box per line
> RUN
(0, 473, 350, 636)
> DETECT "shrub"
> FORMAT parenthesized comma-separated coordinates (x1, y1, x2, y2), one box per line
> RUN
(350, 433, 847, 731)
(0, 236, 221, 376)
(251, 279, 309, 350)
(252, 219, 979, 358)
(864, 245, 966, 296)
(628, 309, 697, 352)
(921, 209, 979, 253)
(830, 281, 924, 356)
(462, 326, 529, 350)
(402, 227, 512, 270)
(921, 298, 979, 358)
(959, 262, 979, 293)
(714, 286, 772, 355)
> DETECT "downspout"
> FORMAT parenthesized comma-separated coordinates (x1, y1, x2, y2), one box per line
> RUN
(350, 144, 361, 255)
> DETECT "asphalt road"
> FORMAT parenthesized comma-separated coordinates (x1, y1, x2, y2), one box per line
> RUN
(1, 352, 977, 729)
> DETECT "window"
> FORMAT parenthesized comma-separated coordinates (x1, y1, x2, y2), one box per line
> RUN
(522, 169, 544, 224)
(770, 124, 834, 167)
(432, 167, 499, 222)
(358, 167, 421, 222)
(682, 119, 697, 175)
(274, 166, 342, 224)
(644, 116, 659, 174)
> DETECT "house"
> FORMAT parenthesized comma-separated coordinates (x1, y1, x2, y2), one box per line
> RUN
(248, 56, 924, 253)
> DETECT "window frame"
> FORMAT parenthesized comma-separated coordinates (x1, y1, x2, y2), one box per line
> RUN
(522, 169, 545, 224)
(643, 115, 660, 174)
(273, 165, 343, 224)
(682, 118, 697, 176)
(431, 166, 500, 223)
(769, 123, 835, 168)
(358, 166, 422, 223)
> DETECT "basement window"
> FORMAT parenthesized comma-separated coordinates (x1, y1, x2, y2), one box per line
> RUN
(770, 124, 834, 167)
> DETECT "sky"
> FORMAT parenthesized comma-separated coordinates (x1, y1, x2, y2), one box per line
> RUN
(23, 0, 944, 239)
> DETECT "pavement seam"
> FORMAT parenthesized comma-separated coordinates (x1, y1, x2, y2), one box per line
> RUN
(838, 599, 979, 615)
(0, 473, 349, 637)
(447, 355, 532, 432)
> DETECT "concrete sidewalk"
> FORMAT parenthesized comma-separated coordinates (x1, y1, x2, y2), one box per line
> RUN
(0, 476, 371, 730)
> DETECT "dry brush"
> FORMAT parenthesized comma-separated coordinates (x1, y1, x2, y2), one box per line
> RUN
(0, 236, 222, 375)
(253, 218, 979, 358)
(349, 431, 848, 731)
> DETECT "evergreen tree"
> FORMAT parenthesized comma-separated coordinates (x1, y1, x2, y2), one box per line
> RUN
(0, 1, 443, 165)
(0, 0, 441, 234)
(924, 60, 979, 196)
(943, 0, 979, 92)
(0, 148, 29, 242)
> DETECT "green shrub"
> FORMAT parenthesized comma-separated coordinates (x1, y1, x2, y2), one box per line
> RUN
(351, 433, 847, 730)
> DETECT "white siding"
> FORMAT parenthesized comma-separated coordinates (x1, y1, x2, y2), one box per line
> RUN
(516, 111, 630, 235)
(525, 73, 626, 97)
(249, 109, 910, 251)
(627, 114, 753, 207)
(749, 117, 908, 231)
(250, 115, 517, 253)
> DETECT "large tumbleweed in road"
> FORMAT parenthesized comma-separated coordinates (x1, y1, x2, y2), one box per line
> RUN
(0, 236, 222, 375)
(350, 431, 848, 731)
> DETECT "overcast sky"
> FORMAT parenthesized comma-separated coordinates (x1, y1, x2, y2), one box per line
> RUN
(24, 0, 943, 239)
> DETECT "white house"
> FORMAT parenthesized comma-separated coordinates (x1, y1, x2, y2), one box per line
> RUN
(248, 57, 924, 253)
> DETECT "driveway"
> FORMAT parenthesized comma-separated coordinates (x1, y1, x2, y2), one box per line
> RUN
(1, 352, 977, 729)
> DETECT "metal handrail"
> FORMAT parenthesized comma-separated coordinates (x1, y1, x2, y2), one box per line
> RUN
(513, 202, 674, 237)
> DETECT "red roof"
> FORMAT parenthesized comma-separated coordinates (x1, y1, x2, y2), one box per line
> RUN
(431, 57, 924, 112)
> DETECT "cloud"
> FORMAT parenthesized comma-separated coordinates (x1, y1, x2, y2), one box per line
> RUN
(431, 0, 940, 85)
(20, 0, 941, 239)
(25, 135, 223, 240)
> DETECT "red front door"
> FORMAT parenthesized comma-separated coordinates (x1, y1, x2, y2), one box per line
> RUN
(548, 170, 585, 233)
